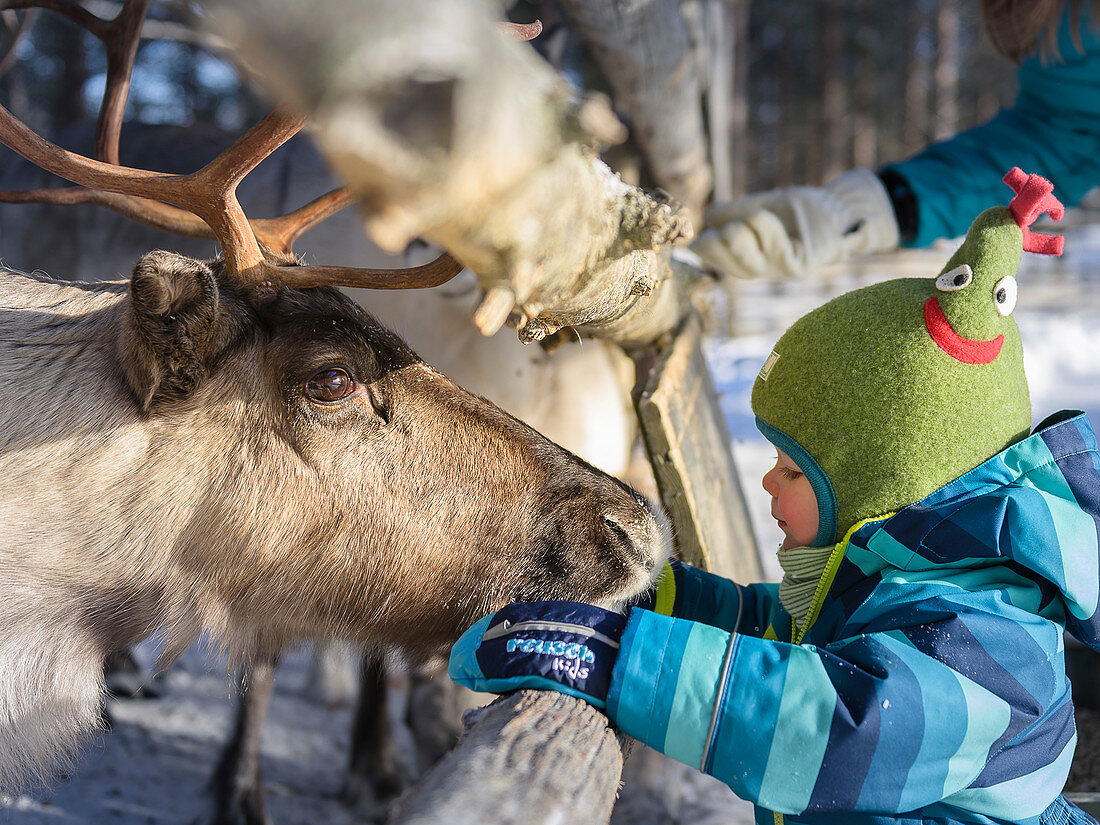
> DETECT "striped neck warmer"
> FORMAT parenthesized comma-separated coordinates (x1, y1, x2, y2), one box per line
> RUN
(776, 543, 835, 629)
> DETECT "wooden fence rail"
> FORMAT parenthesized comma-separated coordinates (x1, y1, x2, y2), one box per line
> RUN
(387, 690, 629, 825)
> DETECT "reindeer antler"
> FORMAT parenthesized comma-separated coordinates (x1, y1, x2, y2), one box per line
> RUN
(0, 0, 464, 290)
(1002, 167, 1065, 256)
(501, 19, 543, 41)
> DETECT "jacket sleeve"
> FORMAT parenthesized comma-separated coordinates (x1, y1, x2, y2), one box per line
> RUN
(606, 597, 1073, 818)
(880, 4, 1100, 247)
(655, 560, 778, 637)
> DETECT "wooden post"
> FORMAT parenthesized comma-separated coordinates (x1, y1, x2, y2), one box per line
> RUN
(558, 0, 712, 223)
(635, 312, 762, 582)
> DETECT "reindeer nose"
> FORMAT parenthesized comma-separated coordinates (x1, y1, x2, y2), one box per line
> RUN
(602, 514, 647, 565)
(601, 492, 668, 570)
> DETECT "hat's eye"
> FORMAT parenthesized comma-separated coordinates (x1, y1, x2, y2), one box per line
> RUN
(935, 264, 973, 292)
(993, 275, 1017, 316)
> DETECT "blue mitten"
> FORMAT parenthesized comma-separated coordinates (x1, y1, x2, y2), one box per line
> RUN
(448, 601, 626, 709)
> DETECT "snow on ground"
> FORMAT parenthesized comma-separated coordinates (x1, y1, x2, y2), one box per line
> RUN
(3, 224, 1100, 825)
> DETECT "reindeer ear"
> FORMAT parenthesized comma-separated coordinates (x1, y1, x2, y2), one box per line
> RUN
(120, 251, 222, 411)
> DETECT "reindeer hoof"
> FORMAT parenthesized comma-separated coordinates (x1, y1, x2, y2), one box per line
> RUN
(193, 796, 272, 825)
(341, 773, 403, 824)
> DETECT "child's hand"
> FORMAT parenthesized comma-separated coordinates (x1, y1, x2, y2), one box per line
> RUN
(448, 601, 626, 709)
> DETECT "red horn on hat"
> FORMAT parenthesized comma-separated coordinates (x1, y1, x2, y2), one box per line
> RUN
(1003, 167, 1065, 256)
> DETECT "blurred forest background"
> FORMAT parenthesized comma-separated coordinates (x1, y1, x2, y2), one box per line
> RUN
(0, 0, 1016, 202)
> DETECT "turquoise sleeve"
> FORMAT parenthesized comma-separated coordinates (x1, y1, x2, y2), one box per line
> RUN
(606, 609, 1067, 818)
(657, 561, 777, 636)
(881, 4, 1100, 246)
(606, 608, 734, 772)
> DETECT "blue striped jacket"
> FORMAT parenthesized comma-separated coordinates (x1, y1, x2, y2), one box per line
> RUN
(607, 411, 1100, 824)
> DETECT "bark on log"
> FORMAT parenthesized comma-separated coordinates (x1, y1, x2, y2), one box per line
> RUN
(387, 690, 629, 825)
(557, 0, 712, 222)
(198, 0, 700, 346)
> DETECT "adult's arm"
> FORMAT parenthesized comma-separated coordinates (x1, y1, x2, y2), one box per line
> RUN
(882, 5, 1100, 246)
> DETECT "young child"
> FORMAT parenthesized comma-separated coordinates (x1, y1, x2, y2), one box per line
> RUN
(449, 169, 1100, 825)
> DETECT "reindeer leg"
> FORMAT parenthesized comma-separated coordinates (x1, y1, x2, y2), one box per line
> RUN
(204, 656, 279, 825)
(104, 647, 164, 699)
(405, 657, 465, 771)
(100, 646, 165, 730)
(343, 653, 413, 815)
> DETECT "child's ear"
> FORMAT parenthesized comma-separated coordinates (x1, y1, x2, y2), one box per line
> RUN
(119, 251, 222, 411)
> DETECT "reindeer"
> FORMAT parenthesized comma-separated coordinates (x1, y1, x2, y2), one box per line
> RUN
(1, 119, 647, 821)
(0, 5, 672, 798)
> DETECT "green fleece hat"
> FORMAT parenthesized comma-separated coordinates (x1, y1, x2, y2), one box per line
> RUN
(751, 168, 1065, 546)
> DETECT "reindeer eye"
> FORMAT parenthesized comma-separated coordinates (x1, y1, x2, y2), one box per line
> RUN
(306, 368, 356, 403)
(993, 275, 1018, 316)
(935, 264, 973, 292)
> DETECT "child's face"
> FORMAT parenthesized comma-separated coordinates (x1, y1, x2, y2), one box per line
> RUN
(762, 449, 820, 550)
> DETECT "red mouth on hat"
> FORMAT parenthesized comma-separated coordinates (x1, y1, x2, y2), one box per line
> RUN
(924, 297, 1004, 364)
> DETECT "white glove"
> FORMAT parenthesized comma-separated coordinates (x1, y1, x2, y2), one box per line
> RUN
(690, 168, 900, 280)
